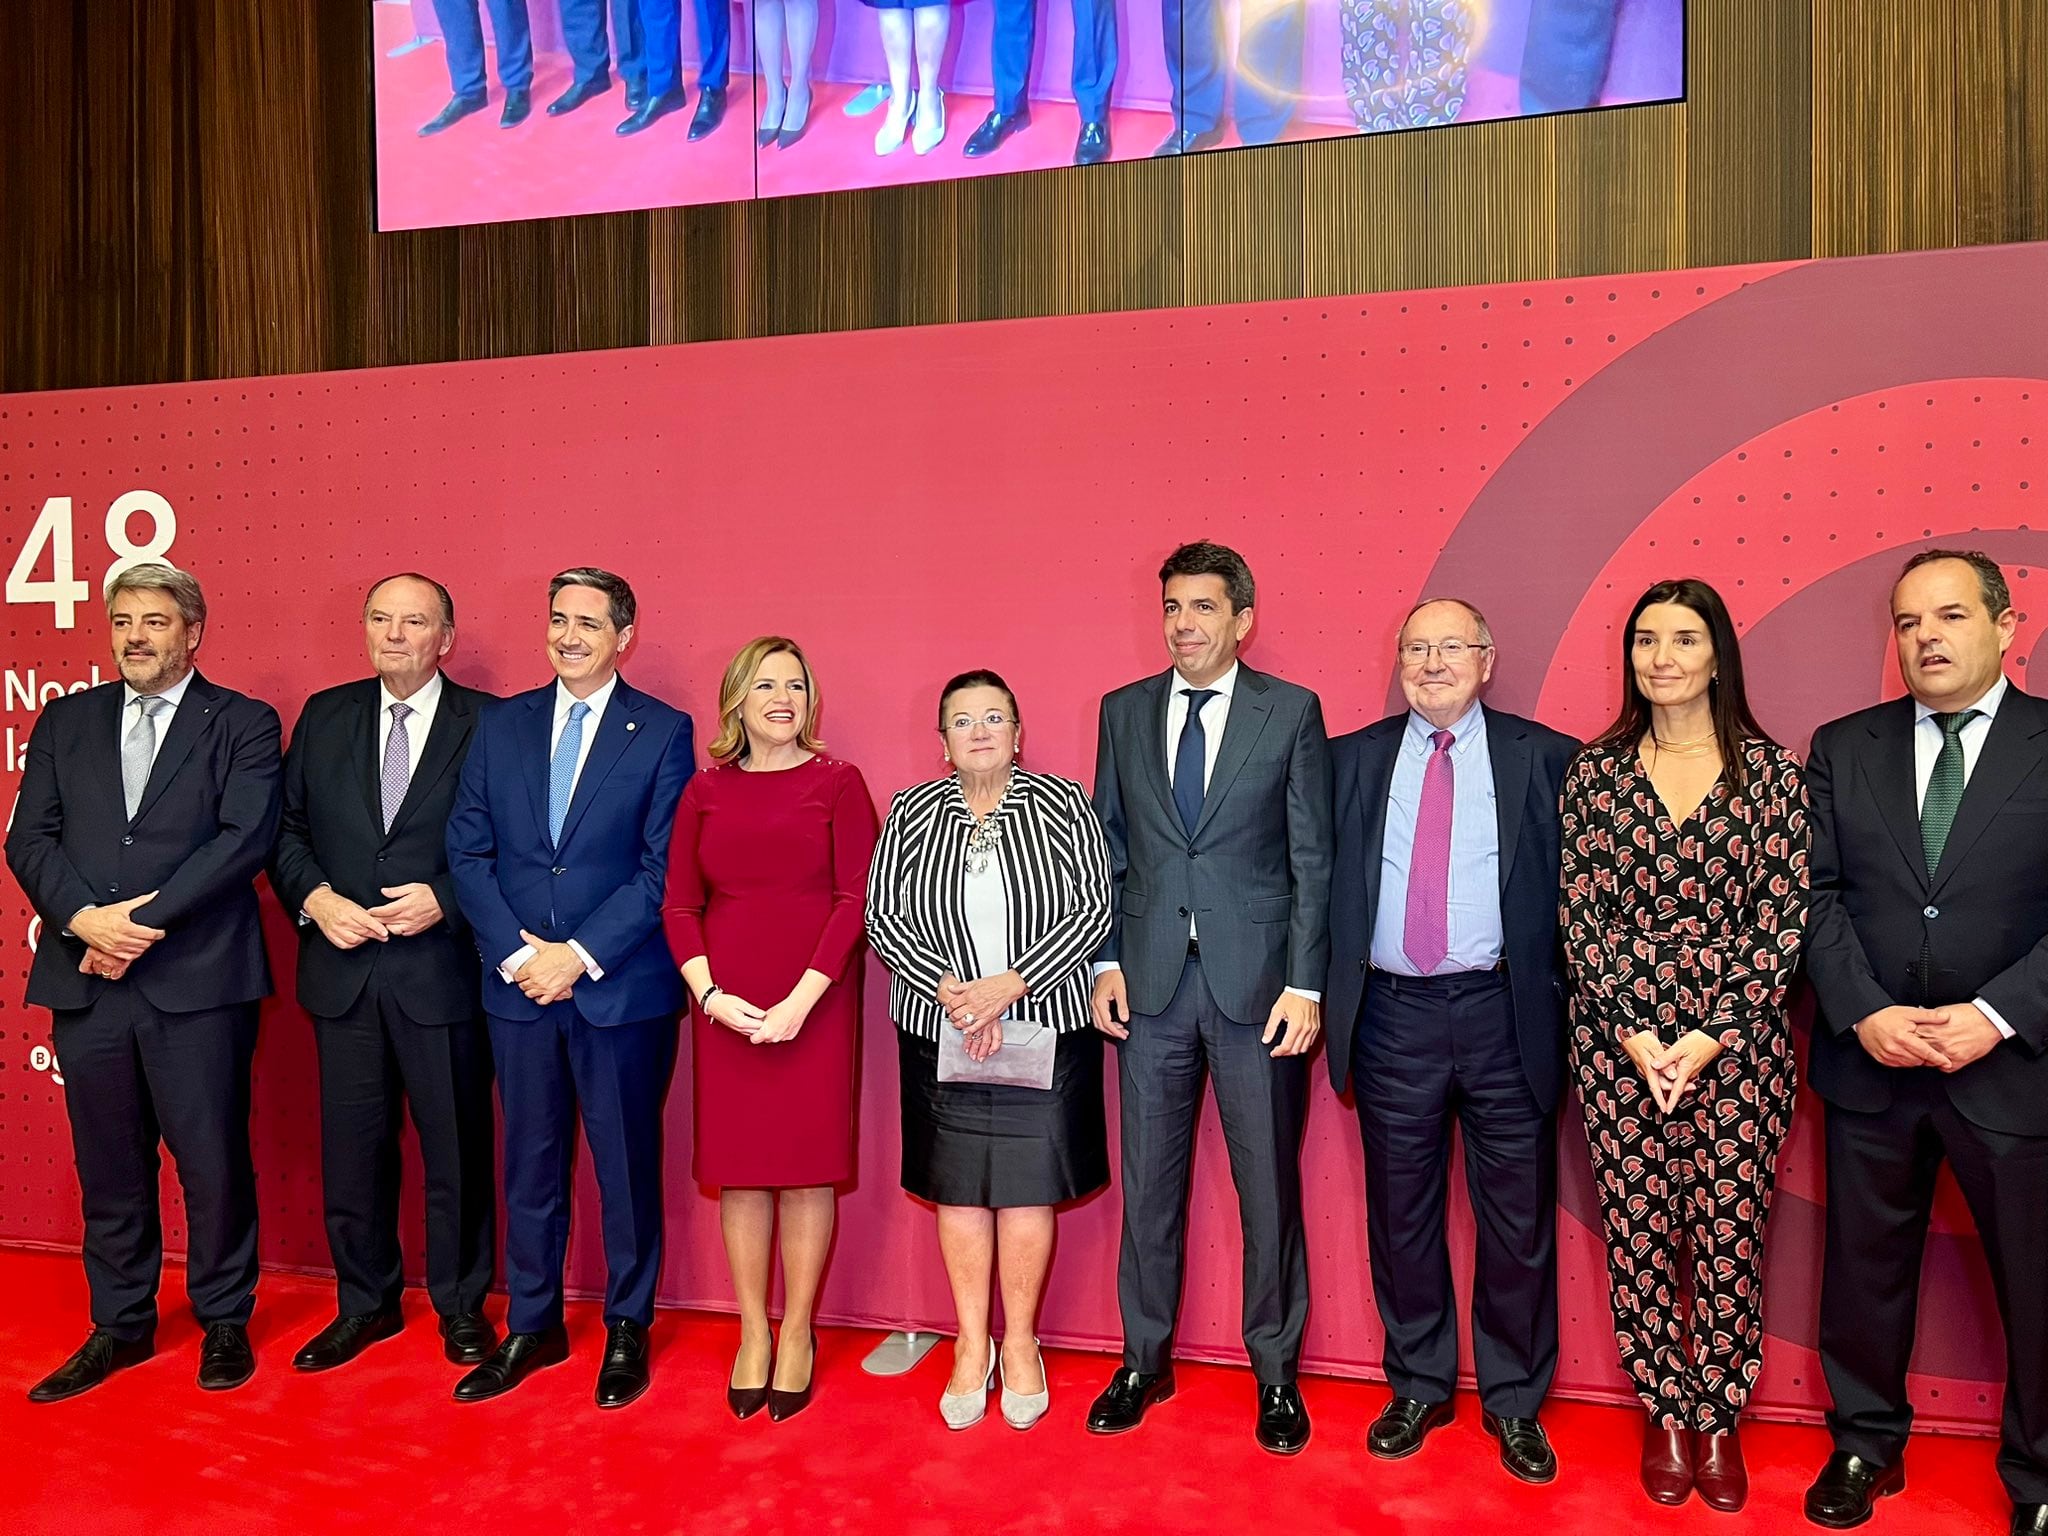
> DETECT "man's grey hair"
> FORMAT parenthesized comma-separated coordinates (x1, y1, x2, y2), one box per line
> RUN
(1400, 596, 1493, 648)
(106, 562, 207, 626)
(549, 567, 636, 632)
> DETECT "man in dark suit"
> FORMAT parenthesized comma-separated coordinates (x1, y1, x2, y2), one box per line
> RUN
(270, 573, 498, 1376)
(1803, 549, 2048, 1536)
(445, 567, 694, 1409)
(959, 0, 1118, 167)
(419, 0, 534, 134)
(1158, 0, 1304, 154)
(6, 563, 281, 1402)
(1086, 540, 1332, 1454)
(1324, 598, 1578, 1483)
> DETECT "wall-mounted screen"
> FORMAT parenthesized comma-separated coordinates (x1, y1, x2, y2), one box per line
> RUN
(371, 0, 1684, 230)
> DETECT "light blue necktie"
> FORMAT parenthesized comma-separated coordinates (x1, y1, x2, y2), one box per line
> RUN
(548, 700, 590, 846)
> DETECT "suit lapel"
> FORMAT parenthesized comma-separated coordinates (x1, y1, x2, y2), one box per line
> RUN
(352, 683, 385, 832)
(131, 673, 219, 825)
(86, 684, 126, 815)
(521, 686, 554, 842)
(1930, 687, 2048, 896)
(384, 681, 475, 841)
(555, 679, 641, 851)
(1136, 672, 1176, 830)
(1860, 700, 1929, 892)
(1358, 719, 1404, 926)
(1487, 709, 1531, 895)
(1192, 667, 1272, 841)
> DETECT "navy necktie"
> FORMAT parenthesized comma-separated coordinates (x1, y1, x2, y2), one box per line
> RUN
(1173, 689, 1217, 836)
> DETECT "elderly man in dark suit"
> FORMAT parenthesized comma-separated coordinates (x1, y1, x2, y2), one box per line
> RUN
(7, 562, 281, 1402)
(1086, 540, 1332, 1454)
(1324, 598, 1578, 1484)
(270, 573, 498, 1376)
(1802, 549, 2048, 1536)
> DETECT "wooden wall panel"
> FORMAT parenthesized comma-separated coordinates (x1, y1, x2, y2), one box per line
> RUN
(3, 0, 2045, 393)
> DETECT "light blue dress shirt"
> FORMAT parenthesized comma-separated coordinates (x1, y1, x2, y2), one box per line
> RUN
(1370, 702, 1505, 976)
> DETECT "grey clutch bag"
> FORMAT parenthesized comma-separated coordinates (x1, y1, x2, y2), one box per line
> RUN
(936, 1017, 1056, 1090)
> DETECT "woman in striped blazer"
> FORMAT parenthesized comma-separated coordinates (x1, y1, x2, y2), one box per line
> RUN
(866, 669, 1113, 1433)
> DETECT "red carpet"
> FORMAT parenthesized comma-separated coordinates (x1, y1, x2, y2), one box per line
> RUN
(2, 1249, 2006, 1535)
(369, 5, 1351, 229)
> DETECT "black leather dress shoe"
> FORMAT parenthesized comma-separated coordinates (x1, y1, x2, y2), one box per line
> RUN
(626, 75, 648, 113)
(28, 1328, 153, 1403)
(1085, 1367, 1176, 1434)
(1368, 1396, 1454, 1458)
(292, 1309, 402, 1372)
(963, 108, 1031, 158)
(197, 1322, 255, 1391)
(453, 1326, 569, 1402)
(1804, 1451, 1906, 1528)
(618, 87, 686, 137)
(500, 88, 530, 128)
(1481, 1412, 1558, 1484)
(547, 74, 611, 117)
(1074, 122, 1111, 165)
(440, 1310, 497, 1366)
(419, 92, 488, 136)
(1153, 127, 1223, 157)
(688, 87, 727, 141)
(2014, 1504, 2048, 1536)
(595, 1320, 651, 1409)
(1256, 1383, 1311, 1455)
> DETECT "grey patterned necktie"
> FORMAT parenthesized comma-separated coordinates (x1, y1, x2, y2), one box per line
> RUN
(1920, 708, 1980, 877)
(121, 696, 168, 818)
(381, 702, 413, 832)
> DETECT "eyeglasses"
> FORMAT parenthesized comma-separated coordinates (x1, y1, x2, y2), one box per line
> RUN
(944, 712, 1016, 733)
(1397, 639, 1492, 665)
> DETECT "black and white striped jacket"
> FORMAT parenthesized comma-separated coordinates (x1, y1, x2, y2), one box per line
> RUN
(866, 770, 1113, 1041)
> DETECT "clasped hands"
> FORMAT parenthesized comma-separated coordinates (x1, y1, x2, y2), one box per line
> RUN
(1854, 1002, 2002, 1073)
(513, 929, 587, 1006)
(72, 892, 165, 980)
(1620, 1028, 1724, 1114)
(704, 988, 814, 1046)
(304, 884, 444, 949)
(939, 971, 1026, 1063)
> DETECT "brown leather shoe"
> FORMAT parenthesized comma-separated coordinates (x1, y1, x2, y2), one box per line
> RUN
(1640, 1420, 1694, 1506)
(1695, 1427, 1748, 1512)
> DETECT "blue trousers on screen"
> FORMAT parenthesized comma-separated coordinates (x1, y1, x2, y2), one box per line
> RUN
(433, 0, 534, 94)
(559, 0, 645, 88)
(992, 0, 1117, 121)
(688, 0, 731, 94)
(1167, 0, 1304, 143)
(489, 1002, 677, 1335)
(1519, 0, 1620, 114)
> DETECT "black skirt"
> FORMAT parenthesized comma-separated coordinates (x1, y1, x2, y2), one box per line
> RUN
(896, 1026, 1108, 1208)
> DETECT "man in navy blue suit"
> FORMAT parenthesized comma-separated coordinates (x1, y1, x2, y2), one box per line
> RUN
(1323, 598, 1578, 1482)
(445, 567, 694, 1409)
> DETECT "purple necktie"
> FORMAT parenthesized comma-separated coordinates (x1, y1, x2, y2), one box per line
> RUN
(1403, 729, 1455, 973)
(380, 702, 413, 832)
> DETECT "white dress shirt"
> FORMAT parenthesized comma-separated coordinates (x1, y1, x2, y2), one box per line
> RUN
(378, 669, 444, 781)
(119, 667, 197, 769)
(498, 674, 619, 985)
(1098, 661, 1318, 1003)
(1912, 673, 2015, 1039)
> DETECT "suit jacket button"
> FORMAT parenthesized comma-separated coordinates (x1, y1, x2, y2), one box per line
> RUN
(375, 853, 387, 863)
(1924, 905, 1939, 919)
(1177, 906, 1189, 918)
(109, 884, 120, 894)
(553, 867, 566, 876)
(121, 835, 133, 846)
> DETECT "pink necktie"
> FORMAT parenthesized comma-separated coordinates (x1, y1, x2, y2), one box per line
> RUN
(1403, 729, 1455, 973)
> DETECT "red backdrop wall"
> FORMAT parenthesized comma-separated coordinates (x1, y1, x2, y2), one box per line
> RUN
(3, 242, 2044, 1432)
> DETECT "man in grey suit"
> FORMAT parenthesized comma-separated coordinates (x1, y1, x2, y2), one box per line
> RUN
(1085, 541, 1333, 1454)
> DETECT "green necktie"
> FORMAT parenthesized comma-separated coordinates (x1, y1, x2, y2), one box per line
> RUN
(1921, 709, 1981, 877)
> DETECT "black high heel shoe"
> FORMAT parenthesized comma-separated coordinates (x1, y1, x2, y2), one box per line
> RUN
(727, 1343, 773, 1421)
(767, 1330, 816, 1422)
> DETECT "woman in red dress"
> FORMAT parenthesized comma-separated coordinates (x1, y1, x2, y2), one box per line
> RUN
(663, 636, 878, 1423)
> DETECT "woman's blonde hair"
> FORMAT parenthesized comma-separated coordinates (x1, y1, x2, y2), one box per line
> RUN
(708, 636, 825, 762)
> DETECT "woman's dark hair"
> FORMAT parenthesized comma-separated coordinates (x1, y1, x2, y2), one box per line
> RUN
(1593, 578, 1777, 791)
(936, 669, 1021, 730)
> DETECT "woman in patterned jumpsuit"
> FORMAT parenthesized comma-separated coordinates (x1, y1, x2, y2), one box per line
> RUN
(1559, 578, 1810, 1514)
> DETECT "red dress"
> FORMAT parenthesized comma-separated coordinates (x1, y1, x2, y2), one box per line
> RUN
(662, 755, 878, 1187)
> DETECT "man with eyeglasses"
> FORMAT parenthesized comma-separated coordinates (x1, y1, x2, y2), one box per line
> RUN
(1322, 597, 1578, 1483)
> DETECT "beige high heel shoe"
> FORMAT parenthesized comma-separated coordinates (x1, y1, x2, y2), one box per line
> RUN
(999, 1341, 1049, 1430)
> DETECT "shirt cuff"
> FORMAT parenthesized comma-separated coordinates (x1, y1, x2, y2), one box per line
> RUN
(298, 882, 330, 926)
(498, 944, 536, 984)
(1283, 986, 1322, 1004)
(1973, 996, 2018, 1041)
(65, 905, 95, 936)
(1091, 962, 1121, 979)
(568, 940, 603, 980)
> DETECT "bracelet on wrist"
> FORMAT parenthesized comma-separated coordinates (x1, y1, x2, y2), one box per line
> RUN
(699, 983, 722, 1009)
